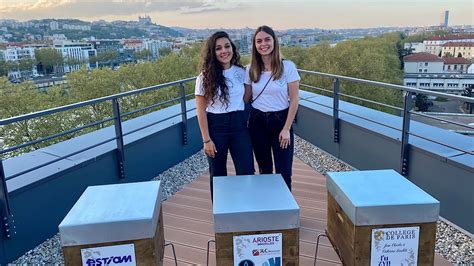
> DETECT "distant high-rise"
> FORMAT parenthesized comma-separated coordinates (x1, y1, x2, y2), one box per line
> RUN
(441, 10, 449, 28)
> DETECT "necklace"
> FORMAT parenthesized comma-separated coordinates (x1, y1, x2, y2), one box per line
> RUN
(263, 63, 271, 72)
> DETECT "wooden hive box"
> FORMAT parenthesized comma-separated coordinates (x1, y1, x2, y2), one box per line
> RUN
(326, 170, 440, 266)
(59, 181, 165, 266)
(213, 174, 300, 266)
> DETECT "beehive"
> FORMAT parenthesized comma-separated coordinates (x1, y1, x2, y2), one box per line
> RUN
(213, 174, 300, 266)
(327, 170, 440, 265)
(59, 181, 164, 266)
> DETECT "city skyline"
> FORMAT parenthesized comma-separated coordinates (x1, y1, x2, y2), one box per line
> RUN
(0, 0, 473, 30)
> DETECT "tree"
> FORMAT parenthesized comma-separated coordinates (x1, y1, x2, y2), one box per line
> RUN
(240, 55, 250, 66)
(18, 58, 37, 78)
(67, 67, 121, 128)
(158, 47, 172, 57)
(90, 50, 119, 67)
(400, 30, 451, 45)
(6, 61, 19, 75)
(134, 49, 152, 61)
(401, 33, 425, 43)
(0, 77, 71, 156)
(283, 33, 404, 113)
(415, 94, 433, 111)
(64, 57, 86, 72)
(0, 44, 203, 156)
(0, 61, 7, 77)
(35, 48, 64, 74)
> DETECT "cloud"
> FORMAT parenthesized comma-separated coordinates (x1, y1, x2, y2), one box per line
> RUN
(0, 0, 75, 13)
(180, 7, 223, 14)
(1, 0, 471, 29)
(179, 2, 244, 14)
(0, 0, 241, 19)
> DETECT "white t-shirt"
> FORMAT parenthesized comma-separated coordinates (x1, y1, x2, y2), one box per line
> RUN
(245, 60, 300, 112)
(195, 65, 246, 114)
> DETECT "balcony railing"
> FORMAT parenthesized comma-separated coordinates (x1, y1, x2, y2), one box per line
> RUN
(2, 71, 471, 182)
(298, 70, 474, 163)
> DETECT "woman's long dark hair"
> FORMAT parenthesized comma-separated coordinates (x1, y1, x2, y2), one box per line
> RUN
(199, 31, 241, 108)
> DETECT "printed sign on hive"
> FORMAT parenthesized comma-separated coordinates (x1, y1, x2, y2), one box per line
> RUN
(371, 226, 420, 266)
(233, 233, 282, 266)
(81, 243, 137, 266)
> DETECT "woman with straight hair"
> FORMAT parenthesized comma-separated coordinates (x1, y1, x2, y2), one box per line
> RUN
(245, 25, 300, 191)
(195, 31, 254, 199)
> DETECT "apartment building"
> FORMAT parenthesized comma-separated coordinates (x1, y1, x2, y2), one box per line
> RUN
(424, 34, 474, 56)
(53, 40, 97, 72)
(2, 46, 38, 79)
(122, 39, 143, 52)
(142, 39, 172, 58)
(403, 53, 474, 94)
(441, 42, 474, 59)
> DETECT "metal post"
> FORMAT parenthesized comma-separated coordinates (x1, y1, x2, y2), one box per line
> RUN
(314, 233, 328, 266)
(112, 99, 125, 179)
(0, 159, 15, 239)
(206, 239, 215, 266)
(400, 91, 413, 176)
(333, 78, 340, 143)
(179, 82, 188, 145)
(164, 242, 178, 266)
(468, 86, 473, 114)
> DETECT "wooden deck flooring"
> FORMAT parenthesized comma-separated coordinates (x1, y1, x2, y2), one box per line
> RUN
(161, 158, 452, 265)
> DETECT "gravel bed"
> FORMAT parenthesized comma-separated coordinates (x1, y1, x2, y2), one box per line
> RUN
(10, 136, 473, 265)
(435, 220, 474, 265)
(151, 151, 209, 200)
(293, 136, 353, 175)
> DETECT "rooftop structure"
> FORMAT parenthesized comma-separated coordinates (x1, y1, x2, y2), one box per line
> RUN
(426, 34, 474, 42)
(443, 57, 471, 64)
(404, 52, 444, 62)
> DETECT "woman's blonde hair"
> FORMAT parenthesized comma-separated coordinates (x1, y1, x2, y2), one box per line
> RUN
(249, 25, 283, 83)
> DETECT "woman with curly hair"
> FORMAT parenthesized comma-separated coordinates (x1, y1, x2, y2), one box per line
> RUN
(195, 31, 254, 199)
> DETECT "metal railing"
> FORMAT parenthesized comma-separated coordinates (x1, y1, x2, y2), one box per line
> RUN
(0, 77, 197, 238)
(298, 69, 474, 176)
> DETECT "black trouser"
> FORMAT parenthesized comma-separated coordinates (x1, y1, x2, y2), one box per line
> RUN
(207, 110, 255, 199)
(248, 107, 294, 190)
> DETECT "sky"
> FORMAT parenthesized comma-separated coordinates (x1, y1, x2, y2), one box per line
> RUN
(0, 0, 473, 30)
